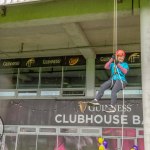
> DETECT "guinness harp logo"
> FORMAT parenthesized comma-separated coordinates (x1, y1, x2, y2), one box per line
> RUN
(69, 57, 79, 66)
(26, 58, 35, 67)
(128, 53, 140, 63)
(78, 101, 88, 113)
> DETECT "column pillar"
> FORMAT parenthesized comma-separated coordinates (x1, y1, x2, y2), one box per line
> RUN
(141, 8, 150, 150)
(86, 58, 95, 98)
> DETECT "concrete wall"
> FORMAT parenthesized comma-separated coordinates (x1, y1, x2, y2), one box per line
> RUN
(0, 0, 139, 24)
(141, 8, 150, 150)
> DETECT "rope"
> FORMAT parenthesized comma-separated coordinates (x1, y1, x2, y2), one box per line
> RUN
(116, 66, 125, 150)
(78, 132, 81, 150)
(113, 0, 118, 74)
(113, 0, 125, 150)
(113, 0, 118, 54)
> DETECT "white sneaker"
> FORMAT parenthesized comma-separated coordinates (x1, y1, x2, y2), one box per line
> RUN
(88, 99, 100, 106)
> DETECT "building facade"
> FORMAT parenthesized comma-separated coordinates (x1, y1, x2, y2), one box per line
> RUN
(0, 0, 148, 150)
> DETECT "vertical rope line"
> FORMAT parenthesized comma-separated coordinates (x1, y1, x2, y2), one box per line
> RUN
(116, 66, 125, 150)
(78, 132, 80, 150)
(113, 1, 125, 150)
(113, 0, 118, 54)
(113, 0, 118, 74)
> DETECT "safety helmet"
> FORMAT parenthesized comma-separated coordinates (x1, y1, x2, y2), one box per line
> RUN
(115, 49, 126, 57)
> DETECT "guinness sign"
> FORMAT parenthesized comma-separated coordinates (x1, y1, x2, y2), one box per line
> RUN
(0, 52, 140, 69)
(26, 58, 36, 67)
(65, 56, 86, 66)
(96, 52, 141, 65)
(1, 59, 20, 68)
(128, 53, 140, 63)
(41, 57, 62, 66)
(0, 55, 86, 69)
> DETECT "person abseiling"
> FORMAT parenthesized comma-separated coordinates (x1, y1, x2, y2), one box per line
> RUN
(89, 49, 129, 113)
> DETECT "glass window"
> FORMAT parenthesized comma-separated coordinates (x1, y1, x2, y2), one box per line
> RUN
(37, 135, 56, 150)
(18, 68, 39, 89)
(56, 136, 98, 150)
(63, 65, 86, 88)
(5, 136, 16, 150)
(0, 68, 18, 89)
(137, 138, 144, 150)
(104, 138, 117, 150)
(54, 136, 66, 150)
(102, 128, 136, 137)
(95, 65, 110, 87)
(121, 139, 134, 150)
(95, 63, 141, 87)
(41, 66, 62, 88)
(17, 135, 36, 150)
(126, 64, 141, 87)
(138, 130, 144, 136)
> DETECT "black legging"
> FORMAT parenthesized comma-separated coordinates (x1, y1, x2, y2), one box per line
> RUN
(95, 79, 127, 105)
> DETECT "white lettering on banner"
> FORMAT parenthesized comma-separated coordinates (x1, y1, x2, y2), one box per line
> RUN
(133, 115, 141, 124)
(63, 115, 69, 123)
(70, 115, 77, 123)
(55, 114, 62, 123)
(113, 115, 120, 124)
(86, 115, 93, 123)
(118, 105, 123, 112)
(121, 115, 128, 124)
(126, 105, 132, 112)
(88, 105, 106, 112)
(88, 104, 132, 112)
(94, 115, 103, 124)
(43, 59, 61, 65)
(78, 115, 84, 123)
(54, 114, 136, 125)
(105, 115, 112, 124)
(3, 61, 20, 67)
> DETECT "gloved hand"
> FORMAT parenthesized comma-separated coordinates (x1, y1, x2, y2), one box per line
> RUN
(111, 55, 115, 59)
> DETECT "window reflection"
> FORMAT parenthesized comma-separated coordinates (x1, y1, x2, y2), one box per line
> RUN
(5, 136, 16, 150)
(121, 139, 134, 150)
(18, 68, 39, 89)
(95, 63, 141, 87)
(95, 65, 110, 87)
(55, 136, 98, 150)
(102, 128, 136, 137)
(0, 62, 141, 90)
(41, 67, 62, 88)
(0, 68, 18, 89)
(127, 64, 141, 87)
(37, 135, 56, 150)
(104, 138, 117, 150)
(0, 128, 145, 150)
(63, 65, 86, 88)
(137, 138, 144, 150)
(17, 135, 36, 150)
